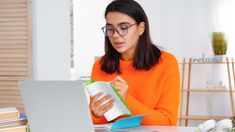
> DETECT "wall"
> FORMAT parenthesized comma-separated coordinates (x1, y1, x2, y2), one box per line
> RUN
(160, 0, 213, 60)
(32, 0, 71, 80)
(73, 0, 110, 77)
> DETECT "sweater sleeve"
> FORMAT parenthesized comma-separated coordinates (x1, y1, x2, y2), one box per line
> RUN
(126, 56, 180, 126)
(90, 110, 108, 124)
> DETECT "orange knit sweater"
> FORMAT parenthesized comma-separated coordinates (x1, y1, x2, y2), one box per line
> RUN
(90, 51, 180, 126)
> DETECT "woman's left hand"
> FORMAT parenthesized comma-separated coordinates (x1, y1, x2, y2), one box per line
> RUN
(111, 76, 128, 100)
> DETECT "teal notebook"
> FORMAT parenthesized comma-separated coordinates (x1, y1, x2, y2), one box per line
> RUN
(111, 115, 143, 130)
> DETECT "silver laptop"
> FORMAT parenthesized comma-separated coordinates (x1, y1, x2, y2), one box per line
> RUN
(19, 80, 108, 132)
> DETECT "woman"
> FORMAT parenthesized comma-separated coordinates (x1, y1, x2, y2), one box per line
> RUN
(89, 0, 180, 126)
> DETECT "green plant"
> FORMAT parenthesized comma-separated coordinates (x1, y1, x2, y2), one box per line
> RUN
(211, 32, 227, 55)
(232, 116, 235, 132)
(27, 124, 31, 132)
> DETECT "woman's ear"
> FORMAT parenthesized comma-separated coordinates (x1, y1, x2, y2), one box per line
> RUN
(138, 22, 145, 36)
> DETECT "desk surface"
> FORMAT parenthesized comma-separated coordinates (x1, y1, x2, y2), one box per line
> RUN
(95, 125, 198, 132)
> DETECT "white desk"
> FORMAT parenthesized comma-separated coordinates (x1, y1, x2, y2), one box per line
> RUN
(95, 125, 198, 132)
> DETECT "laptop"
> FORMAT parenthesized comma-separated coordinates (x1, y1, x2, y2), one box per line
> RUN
(19, 80, 109, 132)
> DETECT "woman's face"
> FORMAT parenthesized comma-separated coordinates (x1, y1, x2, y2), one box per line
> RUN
(105, 12, 145, 60)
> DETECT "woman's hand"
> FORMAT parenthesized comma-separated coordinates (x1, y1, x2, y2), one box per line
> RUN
(90, 92, 114, 118)
(111, 76, 128, 100)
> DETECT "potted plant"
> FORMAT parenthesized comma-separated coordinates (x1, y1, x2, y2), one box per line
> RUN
(210, 32, 228, 88)
(211, 32, 227, 62)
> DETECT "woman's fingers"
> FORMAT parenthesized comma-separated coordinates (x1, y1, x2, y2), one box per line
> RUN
(92, 99, 114, 117)
(111, 76, 128, 100)
(116, 75, 127, 82)
(94, 94, 111, 107)
(112, 76, 128, 90)
(90, 93, 114, 117)
(114, 75, 127, 84)
(96, 99, 114, 116)
(91, 92, 103, 102)
(113, 81, 128, 90)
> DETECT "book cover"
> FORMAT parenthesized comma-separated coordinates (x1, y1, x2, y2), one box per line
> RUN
(95, 115, 144, 130)
(0, 113, 27, 129)
(0, 108, 20, 121)
(0, 125, 27, 132)
(85, 80, 132, 121)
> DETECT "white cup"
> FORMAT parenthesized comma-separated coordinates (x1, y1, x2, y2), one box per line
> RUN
(198, 119, 216, 132)
(215, 119, 232, 132)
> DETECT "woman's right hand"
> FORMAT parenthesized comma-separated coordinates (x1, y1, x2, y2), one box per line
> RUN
(90, 92, 114, 118)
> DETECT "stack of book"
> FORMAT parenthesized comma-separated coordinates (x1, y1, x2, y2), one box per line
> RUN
(0, 107, 28, 132)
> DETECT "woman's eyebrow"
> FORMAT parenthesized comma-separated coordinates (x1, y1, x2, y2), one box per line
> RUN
(106, 23, 112, 26)
(106, 22, 130, 26)
(119, 22, 130, 25)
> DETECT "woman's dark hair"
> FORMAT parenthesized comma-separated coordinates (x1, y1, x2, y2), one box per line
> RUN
(100, 0, 161, 74)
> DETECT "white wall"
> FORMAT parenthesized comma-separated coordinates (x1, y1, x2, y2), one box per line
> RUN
(137, 0, 161, 45)
(73, 0, 111, 77)
(32, 0, 71, 80)
(160, 0, 214, 60)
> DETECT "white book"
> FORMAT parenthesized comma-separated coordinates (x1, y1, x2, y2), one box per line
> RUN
(85, 81, 132, 121)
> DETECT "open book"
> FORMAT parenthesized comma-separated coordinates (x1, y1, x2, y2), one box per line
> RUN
(85, 80, 132, 121)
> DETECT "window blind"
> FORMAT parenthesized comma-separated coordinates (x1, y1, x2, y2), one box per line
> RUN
(0, 0, 32, 112)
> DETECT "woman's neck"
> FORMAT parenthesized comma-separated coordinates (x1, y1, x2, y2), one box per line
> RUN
(121, 53, 134, 61)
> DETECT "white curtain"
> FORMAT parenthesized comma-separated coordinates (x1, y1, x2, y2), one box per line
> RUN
(212, 0, 235, 57)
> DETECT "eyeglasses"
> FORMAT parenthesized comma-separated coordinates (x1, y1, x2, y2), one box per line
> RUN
(101, 23, 137, 37)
